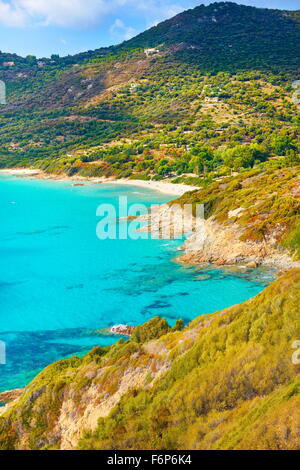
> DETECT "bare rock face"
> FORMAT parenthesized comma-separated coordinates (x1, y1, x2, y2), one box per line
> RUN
(137, 202, 297, 269)
(110, 325, 135, 336)
(246, 261, 258, 269)
(55, 364, 152, 449)
(180, 218, 263, 264)
(0, 389, 24, 404)
(0, 389, 24, 417)
(178, 218, 296, 269)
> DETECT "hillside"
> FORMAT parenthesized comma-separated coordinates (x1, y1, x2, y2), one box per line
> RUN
(0, 268, 299, 450)
(0, 2, 299, 182)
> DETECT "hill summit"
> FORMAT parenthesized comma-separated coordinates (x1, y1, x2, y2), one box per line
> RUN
(123, 1, 300, 70)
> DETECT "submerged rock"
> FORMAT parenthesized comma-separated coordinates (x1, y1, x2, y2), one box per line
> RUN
(194, 274, 212, 281)
(246, 261, 258, 268)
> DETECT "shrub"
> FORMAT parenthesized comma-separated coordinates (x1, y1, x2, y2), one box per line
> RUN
(131, 317, 171, 344)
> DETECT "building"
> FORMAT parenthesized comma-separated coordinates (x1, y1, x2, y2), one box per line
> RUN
(130, 83, 138, 90)
(3, 62, 14, 67)
(144, 48, 160, 56)
(204, 96, 220, 103)
(9, 143, 20, 150)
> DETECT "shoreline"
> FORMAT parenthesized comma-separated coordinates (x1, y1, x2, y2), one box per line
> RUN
(0, 168, 199, 197)
(1, 168, 297, 271)
(0, 167, 297, 400)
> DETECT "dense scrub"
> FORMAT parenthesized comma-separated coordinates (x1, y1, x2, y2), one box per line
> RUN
(0, 270, 300, 450)
(78, 269, 300, 450)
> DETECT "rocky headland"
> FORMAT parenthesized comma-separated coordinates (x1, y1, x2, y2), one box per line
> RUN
(138, 166, 300, 270)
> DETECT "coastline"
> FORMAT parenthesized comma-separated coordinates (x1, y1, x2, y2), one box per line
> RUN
(1, 168, 298, 271)
(0, 168, 199, 197)
(138, 200, 299, 271)
(0, 167, 297, 406)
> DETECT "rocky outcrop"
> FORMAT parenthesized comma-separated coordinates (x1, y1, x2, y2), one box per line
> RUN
(0, 389, 23, 404)
(178, 217, 298, 268)
(139, 203, 298, 269)
(0, 318, 180, 450)
(110, 324, 135, 336)
(0, 389, 24, 417)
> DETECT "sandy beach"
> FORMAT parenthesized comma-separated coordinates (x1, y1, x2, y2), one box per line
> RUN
(0, 168, 42, 176)
(99, 178, 199, 196)
(0, 168, 199, 196)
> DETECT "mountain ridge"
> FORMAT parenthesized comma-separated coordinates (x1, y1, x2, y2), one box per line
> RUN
(1, 2, 299, 62)
(0, 3, 299, 198)
(0, 3, 299, 450)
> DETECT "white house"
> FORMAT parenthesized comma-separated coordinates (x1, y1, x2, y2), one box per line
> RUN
(144, 48, 160, 56)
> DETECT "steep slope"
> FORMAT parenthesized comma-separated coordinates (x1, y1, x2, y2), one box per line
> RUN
(123, 2, 300, 70)
(0, 269, 300, 450)
(0, 2, 299, 453)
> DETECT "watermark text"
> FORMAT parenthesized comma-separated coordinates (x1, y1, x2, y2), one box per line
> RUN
(96, 197, 205, 241)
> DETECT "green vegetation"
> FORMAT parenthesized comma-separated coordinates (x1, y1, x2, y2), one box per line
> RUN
(131, 317, 171, 344)
(0, 269, 299, 450)
(0, 3, 299, 183)
(74, 269, 300, 450)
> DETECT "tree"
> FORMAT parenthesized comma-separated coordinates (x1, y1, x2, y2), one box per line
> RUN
(222, 144, 268, 169)
(173, 319, 185, 331)
(189, 146, 213, 175)
(155, 159, 174, 177)
(271, 136, 296, 156)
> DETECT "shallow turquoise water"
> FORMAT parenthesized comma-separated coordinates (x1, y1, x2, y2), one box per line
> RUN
(0, 175, 274, 392)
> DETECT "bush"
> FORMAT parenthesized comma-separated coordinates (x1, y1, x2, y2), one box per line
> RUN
(131, 317, 171, 344)
(173, 319, 185, 331)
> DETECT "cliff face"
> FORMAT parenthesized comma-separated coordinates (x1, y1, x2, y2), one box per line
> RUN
(0, 270, 300, 450)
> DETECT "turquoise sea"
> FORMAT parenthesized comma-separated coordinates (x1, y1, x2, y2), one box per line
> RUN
(0, 174, 275, 392)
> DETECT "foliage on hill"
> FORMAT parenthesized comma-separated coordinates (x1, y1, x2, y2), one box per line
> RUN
(0, 269, 299, 450)
(0, 3, 299, 181)
(173, 164, 300, 259)
(0, 3, 299, 452)
(131, 317, 171, 343)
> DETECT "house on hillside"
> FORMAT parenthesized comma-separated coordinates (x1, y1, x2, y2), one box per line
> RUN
(204, 96, 220, 103)
(144, 48, 160, 56)
(9, 143, 20, 150)
(3, 61, 14, 67)
(130, 83, 138, 91)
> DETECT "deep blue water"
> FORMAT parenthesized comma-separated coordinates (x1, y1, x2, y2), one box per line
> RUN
(0, 174, 274, 392)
